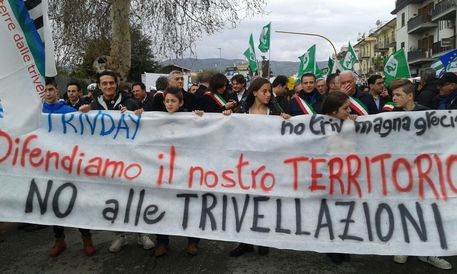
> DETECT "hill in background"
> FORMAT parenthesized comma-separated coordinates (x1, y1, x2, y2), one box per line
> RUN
(160, 58, 327, 76)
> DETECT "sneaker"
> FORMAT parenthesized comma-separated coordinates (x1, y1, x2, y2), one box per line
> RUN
(393, 255, 408, 264)
(418, 256, 452, 270)
(185, 242, 198, 256)
(137, 234, 155, 250)
(109, 234, 128, 253)
(154, 244, 168, 257)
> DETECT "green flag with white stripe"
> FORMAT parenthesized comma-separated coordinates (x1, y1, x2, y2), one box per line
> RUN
(384, 49, 411, 87)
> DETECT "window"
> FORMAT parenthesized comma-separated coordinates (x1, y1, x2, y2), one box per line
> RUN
(401, 13, 405, 27)
(401, 42, 405, 49)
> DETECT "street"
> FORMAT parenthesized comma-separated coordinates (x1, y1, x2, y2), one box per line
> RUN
(0, 222, 455, 274)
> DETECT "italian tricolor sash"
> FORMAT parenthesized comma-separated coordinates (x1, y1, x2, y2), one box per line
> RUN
(294, 95, 316, 114)
(204, 91, 227, 108)
(382, 102, 395, 111)
(349, 97, 369, 116)
(154, 90, 164, 97)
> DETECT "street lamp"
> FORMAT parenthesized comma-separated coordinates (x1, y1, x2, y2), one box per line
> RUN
(275, 30, 338, 59)
(217, 47, 222, 72)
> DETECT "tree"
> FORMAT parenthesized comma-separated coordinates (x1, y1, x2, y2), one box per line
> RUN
(129, 26, 161, 82)
(71, 26, 160, 82)
(48, 0, 266, 82)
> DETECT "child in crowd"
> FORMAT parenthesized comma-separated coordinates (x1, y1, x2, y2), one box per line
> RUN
(154, 87, 202, 257)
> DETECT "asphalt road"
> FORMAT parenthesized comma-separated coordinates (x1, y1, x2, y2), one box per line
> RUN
(0, 223, 455, 274)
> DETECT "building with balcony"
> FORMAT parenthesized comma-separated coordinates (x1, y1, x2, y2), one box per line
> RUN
(392, 0, 456, 76)
(354, 19, 397, 78)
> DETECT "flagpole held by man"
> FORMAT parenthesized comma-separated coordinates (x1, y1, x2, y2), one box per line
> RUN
(258, 22, 271, 77)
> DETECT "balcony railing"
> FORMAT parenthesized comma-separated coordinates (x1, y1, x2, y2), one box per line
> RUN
(407, 14, 437, 33)
(375, 41, 395, 51)
(432, 0, 457, 19)
(432, 36, 456, 55)
(359, 53, 371, 59)
(408, 48, 433, 62)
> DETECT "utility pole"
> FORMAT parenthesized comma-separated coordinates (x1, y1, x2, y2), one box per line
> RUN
(217, 47, 222, 72)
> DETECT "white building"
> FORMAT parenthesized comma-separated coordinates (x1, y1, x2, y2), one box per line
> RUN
(354, 19, 397, 77)
(391, 0, 456, 76)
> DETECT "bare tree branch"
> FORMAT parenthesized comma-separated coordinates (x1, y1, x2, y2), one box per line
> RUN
(48, 0, 265, 78)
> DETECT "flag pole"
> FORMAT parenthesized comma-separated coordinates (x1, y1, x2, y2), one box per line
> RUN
(267, 23, 272, 79)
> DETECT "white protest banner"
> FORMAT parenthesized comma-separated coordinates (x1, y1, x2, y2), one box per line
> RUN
(1, 111, 457, 256)
(0, 0, 44, 135)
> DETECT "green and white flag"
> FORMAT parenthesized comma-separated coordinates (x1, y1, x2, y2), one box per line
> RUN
(316, 65, 324, 79)
(258, 23, 271, 53)
(431, 58, 445, 78)
(243, 34, 257, 73)
(383, 48, 411, 87)
(298, 45, 316, 79)
(340, 42, 358, 71)
(326, 57, 335, 77)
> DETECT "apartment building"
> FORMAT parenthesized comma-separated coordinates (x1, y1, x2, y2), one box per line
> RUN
(354, 19, 397, 78)
(391, 0, 456, 76)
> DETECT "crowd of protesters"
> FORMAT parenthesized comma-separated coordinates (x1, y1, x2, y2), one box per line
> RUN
(40, 67, 457, 270)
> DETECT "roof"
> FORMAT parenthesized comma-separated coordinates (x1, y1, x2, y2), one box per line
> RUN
(159, 64, 192, 74)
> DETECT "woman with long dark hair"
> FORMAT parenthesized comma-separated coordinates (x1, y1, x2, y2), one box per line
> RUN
(200, 73, 236, 114)
(229, 77, 289, 258)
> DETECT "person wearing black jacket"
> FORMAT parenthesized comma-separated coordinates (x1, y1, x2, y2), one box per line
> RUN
(367, 74, 391, 112)
(390, 78, 451, 270)
(271, 75, 290, 114)
(432, 72, 457, 110)
(229, 74, 248, 105)
(151, 70, 195, 112)
(340, 71, 378, 115)
(132, 82, 154, 111)
(390, 79, 429, 112)
(416, 68, 440, 109)
(200, 73, 236, 113)
(88, 70, 140, 112)
(66, 82, 92, 111)
(229, 77, 289, 258)
(289, 73, 325, 115)
(153, 87, 202, 257)
(85, 71, 155, 253)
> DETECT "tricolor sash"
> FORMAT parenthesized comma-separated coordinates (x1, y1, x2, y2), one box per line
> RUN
(349, 97, 369, 116)
(294, 95, 316, 114)
(204, 91, 227, 108)
(154, 90, 164, 97)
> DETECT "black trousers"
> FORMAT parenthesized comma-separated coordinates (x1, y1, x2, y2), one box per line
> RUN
(53, 226, 91, 239)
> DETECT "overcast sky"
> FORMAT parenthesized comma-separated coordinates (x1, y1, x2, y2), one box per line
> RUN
(184, 0, 397, 62)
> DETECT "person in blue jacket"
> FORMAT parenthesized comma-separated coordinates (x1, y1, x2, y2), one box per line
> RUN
(43, 78, 96, 257)
(43, 78, 76, 114)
